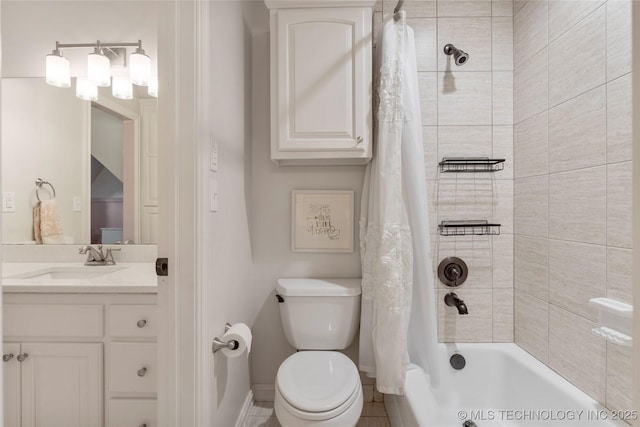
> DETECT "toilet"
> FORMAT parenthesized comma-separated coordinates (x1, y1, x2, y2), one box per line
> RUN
(274, 278, 363, 427)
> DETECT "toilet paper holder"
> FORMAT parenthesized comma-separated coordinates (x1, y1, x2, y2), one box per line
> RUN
(212, 322, 240, 354)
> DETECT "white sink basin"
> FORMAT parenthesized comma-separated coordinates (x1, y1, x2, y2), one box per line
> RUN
(7, 266, 125, 281)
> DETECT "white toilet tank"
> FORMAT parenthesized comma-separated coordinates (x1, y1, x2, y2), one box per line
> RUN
(276, 278, 361, 350)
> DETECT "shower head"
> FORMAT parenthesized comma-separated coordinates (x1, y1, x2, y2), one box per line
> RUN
(444, 44, 469, 66)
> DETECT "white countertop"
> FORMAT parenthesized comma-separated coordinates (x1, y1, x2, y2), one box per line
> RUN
(2, 262, 158, 294)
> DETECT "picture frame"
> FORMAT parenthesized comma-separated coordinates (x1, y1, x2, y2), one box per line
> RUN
(291, 190, 354, 253)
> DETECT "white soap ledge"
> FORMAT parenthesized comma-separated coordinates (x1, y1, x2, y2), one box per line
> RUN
(589, 297, 633, 345)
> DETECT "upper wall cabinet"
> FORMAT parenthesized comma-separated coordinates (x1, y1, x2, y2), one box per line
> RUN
(266, 1, 374, 166)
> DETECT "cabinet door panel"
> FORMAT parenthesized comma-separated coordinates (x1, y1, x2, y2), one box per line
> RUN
(3, 343, 21, 427)
(275, 7, 370, 152)
(21, 343, 102, 427)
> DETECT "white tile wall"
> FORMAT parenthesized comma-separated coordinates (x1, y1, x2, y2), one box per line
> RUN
(388, 0, 514, 344)
(514, 291, 549, 363)
(514, 0, 633, 411)
(548, 240, 606, 321)
(548, 86, 606, 173)
(606, 73, 633, 163)
(606, 161, 632, 248)
(437, 72, 492, 125)
(548, 6, 606, 107)
(514, 111, 548, 178)
(605, 0, 632, 80)
(514, 48, 548, 123)
(548, 305, 606, 403)
(437, 0, 492, 17)
(549, 167, 607, 244)
(513, 0, 548, 68)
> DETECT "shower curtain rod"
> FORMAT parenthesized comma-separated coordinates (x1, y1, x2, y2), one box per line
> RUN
(394, 0, 404, 20)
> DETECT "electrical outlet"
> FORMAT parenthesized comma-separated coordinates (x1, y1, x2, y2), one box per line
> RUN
(73, 196, 82, 212)
(210, 178, 219, 212)
(2, 192, 15, 213)
(210, 140, 219, 172)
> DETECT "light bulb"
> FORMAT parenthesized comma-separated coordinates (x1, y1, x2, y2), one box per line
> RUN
(130, 46, 151, 86)
(76, 77, 98, 101)
(148, 78, 158, 97)
(112, 76, 133, 100)
(87, 47, 111, 87)
(45, 50, 71, 88)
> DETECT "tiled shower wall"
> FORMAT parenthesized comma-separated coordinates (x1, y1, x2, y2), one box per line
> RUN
(512, 0, 632, 411)
(377, 0, 515, 342)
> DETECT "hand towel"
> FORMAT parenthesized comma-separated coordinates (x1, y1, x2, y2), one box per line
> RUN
(38, 199, 64, 244)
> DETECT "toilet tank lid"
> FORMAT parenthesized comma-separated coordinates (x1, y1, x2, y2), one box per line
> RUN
(276, 278, 362, 297)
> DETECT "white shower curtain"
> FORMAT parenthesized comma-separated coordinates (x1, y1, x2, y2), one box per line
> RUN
(359, 11, 440, 395)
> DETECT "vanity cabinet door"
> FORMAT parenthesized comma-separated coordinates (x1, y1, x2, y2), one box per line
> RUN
(20, 343, 102, 427)
(3, 343, 21, 427)
(270, 6, 372, 165)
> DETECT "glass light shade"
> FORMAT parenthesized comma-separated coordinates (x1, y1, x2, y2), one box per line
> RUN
(45, 52, 71, 88)
(112, 76, 133, 100)
(129, 49, 151, 86)
(76, 77, 98, 101)
(148, 78, 158, 98)
(87, 49, 111, 87)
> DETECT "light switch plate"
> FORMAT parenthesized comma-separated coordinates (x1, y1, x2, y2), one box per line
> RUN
(73, 196, 82, 212)
(3, 192, 15, 213)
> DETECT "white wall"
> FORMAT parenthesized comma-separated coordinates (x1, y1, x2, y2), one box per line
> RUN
(209, 2, 260, 425)
(249, 3, 366, 389)
(1, 78, 87, 243)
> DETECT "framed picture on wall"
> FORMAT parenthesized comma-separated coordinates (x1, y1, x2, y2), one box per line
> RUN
(291, 190, 354, 253)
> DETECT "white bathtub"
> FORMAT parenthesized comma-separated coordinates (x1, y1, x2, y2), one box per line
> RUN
(385, 344, 631, 427)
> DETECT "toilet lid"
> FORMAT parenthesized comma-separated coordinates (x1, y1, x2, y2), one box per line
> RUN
(277, 351, 360, 413)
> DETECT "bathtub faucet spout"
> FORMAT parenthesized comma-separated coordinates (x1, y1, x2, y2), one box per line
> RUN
(444, 292, 468, 315)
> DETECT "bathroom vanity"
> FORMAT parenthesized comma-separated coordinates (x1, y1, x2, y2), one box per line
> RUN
(2, 260, 157, 427)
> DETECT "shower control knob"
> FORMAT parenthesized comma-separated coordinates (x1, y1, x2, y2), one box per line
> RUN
(438, 257, 468, 287)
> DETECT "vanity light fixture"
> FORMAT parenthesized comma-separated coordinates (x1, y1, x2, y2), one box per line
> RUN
(112, 75, 133, 100)
(76, 76, 98, 101)
(45, 39, 154, 101)
(87, 44, 111, 87)
(129, 45, 151, 86)
(45, 47, 71, 88)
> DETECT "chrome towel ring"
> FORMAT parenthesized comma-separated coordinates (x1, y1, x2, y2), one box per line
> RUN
(35, 178, 56, 201)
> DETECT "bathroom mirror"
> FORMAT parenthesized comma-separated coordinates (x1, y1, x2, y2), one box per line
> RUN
(0, 0, 159, 246)
(1, 77, 158, 245)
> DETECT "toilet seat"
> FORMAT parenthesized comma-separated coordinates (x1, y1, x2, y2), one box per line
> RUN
(276, 351, 361, 421)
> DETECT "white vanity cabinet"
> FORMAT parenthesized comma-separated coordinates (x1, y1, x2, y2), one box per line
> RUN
(3, 343, 102, 427)
(266, 1, 374, 165)
(2, 293, 157, 427)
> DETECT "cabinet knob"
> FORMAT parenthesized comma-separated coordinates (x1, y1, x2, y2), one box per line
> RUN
(139, 424, 147, 427)
(17, 353, 28, 362)
(3, 353, 14, 362)
(137, 319, 147, 328)
(137, 367, 148, 377)
(356, 136, 363, 144)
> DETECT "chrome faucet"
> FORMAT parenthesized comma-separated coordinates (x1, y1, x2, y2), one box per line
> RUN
(78, 244, 121, 266)
(444, 292, 468, 315)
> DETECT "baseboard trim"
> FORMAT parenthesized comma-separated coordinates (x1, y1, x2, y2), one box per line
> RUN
(234, 389, 254, 427)
(252, 384, 275, 402)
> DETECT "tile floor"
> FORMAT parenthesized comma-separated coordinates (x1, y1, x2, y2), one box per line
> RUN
(242, 401, 391, 427)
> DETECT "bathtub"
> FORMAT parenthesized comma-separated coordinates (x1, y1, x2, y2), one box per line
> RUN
(385, 344, 631, 427)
